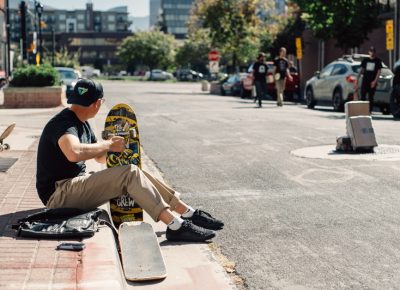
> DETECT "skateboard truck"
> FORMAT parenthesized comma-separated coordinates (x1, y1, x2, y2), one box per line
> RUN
(0, 123, 15, 152)
(102, 128, 137, 140)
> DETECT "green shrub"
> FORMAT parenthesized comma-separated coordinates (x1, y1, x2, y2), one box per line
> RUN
(10, 65, 60, 87)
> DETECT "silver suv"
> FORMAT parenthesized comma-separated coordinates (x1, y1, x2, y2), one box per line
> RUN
(305, 54, 393, 114)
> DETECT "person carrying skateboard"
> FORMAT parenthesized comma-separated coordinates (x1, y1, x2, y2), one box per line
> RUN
(356, 46, 382, 113)
(36, 78, 224, 242)
(252, 52, 268, 108)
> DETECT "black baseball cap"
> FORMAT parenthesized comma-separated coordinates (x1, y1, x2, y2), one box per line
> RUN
(67, 78, 104, 107)
(368, 46, 376, 53)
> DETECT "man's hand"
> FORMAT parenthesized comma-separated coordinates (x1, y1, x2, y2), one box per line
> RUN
(108, 136, 125, 152)
(371, 80, 377, 88)
(288, 75, 293, 82)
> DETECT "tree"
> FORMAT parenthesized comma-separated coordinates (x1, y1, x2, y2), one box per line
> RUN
(175, 30, 211, 74)
(50, 47, 80, 68)
(292, 0, 381, 50)
(270, 10, 305, 58)
(189, 0, 263, 71)
(117, 31, 177, 75)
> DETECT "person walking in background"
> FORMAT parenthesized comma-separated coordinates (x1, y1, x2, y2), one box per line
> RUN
(356, 46, 382, 113)
(252, 52, 268, 108)
(273, 47, 292, 107)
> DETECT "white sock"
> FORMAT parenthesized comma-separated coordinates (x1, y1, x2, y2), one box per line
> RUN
(181, 206, 195, 218)
(168, 216, 184, 231)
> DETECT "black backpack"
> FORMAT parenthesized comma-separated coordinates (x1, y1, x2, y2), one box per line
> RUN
(12, 208, 106, 239)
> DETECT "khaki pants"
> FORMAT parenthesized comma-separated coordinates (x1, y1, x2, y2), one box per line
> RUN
(46, 165, 181, 222)
(275, 79, 286, 105)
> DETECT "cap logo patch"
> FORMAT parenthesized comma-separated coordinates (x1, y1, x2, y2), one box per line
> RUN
(78, 87, 88, 95)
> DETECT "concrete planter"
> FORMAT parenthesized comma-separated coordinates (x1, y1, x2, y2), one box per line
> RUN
(209, 81, 221, 95)
(3, 86, 66, 108)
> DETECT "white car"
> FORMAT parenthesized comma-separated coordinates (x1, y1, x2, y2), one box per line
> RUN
(305, 54, 393, 113)
(145, 69, 174, 81)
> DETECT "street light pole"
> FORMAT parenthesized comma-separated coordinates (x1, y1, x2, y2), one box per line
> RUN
(396, 0, 400, 61)
(5, 0, 10, 78)
(35, 1, 43, 64)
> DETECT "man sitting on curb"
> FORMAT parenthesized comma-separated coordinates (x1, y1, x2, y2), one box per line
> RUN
(36, 78, 224, 242)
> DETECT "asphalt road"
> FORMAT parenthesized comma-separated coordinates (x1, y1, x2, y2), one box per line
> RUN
(99, 80, 400, 290)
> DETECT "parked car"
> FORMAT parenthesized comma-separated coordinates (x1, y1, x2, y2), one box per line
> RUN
(221, 73, 248, 96)
(304, 54, 393, 113)
(175, 69, 204, 81)
(242, 61, 301, 100)
(145, 69, 174, 81)
(55, 67, 80, 97)
(80, 66, 101, 78)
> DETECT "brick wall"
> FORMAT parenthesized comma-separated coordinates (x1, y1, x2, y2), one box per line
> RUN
(3, 87, 66, 108)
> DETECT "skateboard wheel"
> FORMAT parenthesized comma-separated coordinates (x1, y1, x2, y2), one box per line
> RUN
(129, 128, 137, 138)
(102, 130, 110, 140)
(4, 144, 9, 150)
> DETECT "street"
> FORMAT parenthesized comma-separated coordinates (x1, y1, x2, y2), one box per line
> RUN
(98, 80, 400, 290)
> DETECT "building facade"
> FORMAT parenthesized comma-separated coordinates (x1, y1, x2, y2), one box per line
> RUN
(9, 1, 132, 66)
(149, 0, 162, 28)
(161, 0, 193, 39)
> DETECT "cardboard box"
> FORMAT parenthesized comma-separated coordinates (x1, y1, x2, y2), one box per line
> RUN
(347, 116, 377, 148)
(345, 101, 370, 119)
(345, 101, 370, 135)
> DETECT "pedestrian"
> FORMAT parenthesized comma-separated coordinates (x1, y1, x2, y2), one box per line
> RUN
(36, 78, 224, 242)
(252, 52, 268, 108)
(356, 46, 382, 112)
(390, 62, 400, 118)
(273, 47, 293, 107)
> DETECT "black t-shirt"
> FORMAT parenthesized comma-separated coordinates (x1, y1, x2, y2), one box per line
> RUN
(274, 57, 289, 80)
(361, 57, 382, 85)
(393, 65, 400, 86)
(36, 108, 97, 205)
(253, 61, 268, 82)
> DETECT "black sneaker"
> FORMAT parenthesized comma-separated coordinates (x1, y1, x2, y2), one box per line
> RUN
(166, 220, 215, 242)
(183, 209, 224, 230)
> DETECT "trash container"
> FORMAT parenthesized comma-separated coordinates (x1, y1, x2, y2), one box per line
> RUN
(201, 80, 209, 91)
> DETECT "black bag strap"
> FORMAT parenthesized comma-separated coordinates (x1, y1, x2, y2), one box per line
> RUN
(18, 208, 90, 223)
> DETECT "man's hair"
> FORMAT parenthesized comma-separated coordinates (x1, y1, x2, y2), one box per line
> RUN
(257, 52, 266, 60)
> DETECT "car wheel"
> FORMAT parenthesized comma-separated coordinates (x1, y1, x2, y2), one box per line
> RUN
(240, 85, 246, 98)
(305, 87, 316, 109)
(220, 87, 226, 96)
(390, 86, 400, 119)
(380, 104, 391, 115)
(332, 89, 344, 112)
(285, 90, 294, 101)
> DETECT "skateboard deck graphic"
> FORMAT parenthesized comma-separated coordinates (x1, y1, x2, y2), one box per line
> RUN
(0, 123, 15, 152)
(104, 104, 143, 226)
(119, 222, 166, 281)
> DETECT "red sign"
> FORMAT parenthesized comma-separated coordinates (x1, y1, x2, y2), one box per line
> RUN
(208, 50, 219, 61)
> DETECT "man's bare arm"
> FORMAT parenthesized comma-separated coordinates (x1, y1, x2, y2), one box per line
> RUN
(58, 134, 125, 163)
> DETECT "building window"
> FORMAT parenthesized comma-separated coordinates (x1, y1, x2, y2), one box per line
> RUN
(77, 14, 84, 20)
(108, 15, 115, 21)
(59, 14, 66, 20)
(59, 24, 66, 31)
(78, 23, 85, 30)
(108, 24, 115, 31)
(68, 23, 75, 32)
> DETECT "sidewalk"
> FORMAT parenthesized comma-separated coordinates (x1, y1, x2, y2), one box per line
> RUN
(0, 101, 236, 289)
